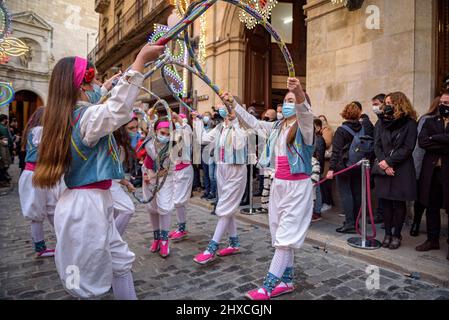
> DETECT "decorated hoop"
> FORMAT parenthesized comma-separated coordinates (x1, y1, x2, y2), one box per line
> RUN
(0, 82, 14, 109)
(148, 0, 295, 111)
(130, 87, 175, 204)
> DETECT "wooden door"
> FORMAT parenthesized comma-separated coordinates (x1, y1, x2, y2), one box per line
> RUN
(244, 24, 271, 114)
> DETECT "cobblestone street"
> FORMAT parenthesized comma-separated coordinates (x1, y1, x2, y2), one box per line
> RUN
(1, 166, 449, 300)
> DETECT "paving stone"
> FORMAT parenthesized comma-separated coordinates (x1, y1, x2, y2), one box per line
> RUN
(1, 165, 448, 300)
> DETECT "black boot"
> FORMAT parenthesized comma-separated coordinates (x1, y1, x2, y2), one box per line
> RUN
(410, 222, 420, 237)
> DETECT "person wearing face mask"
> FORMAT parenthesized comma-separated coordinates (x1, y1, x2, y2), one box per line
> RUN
(371, 94, 386, 225)
(142, 119, 175, 259)
(373, 92, 418, 250)
(254, 109, 278, 200)
(169, 113, 194, 242)
(276, 104, 284, 121)
(416, 90, 449, 260)
(230, 77, 314, 300)
(31, 44, 165, 300)
(200, 111, 217, 201)
(192, 104, 248, 266)
(327, 102, 373, 234)
(410, 96, 441, 237)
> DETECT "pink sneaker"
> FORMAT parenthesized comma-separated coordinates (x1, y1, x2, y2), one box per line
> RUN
(159, 240, 169, 258)
(168, 229, 177, 238)
(35, 249, 55, 258)
(270, 283, 295, 298)
(245, 288, 270, 300)
(217, 246, 240, 257)
(193, 251, 215, 265)
(150, 240, 161, 253)
(170, 230, 188, 242)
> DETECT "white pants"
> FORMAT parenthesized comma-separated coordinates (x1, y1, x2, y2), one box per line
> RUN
(54, 188, 135, 298)
(173, 165, 193, 208)
(215, 164, 247, 217)
(269, 178, 313, 249)
(111, 181, 135, 218)
(144, 173, 174, 215)
(18, 170, 63, 222)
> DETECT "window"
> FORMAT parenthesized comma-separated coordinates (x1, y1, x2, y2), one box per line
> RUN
(270, 2, 293, 44)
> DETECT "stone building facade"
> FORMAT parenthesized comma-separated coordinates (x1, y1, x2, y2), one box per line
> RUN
(80, 1, 449, 125)
(0, 0, 98, 129)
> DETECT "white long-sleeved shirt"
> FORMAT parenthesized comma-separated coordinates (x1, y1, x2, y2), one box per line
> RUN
(78, 69, 144, 147)
(234, 100, 314, 159)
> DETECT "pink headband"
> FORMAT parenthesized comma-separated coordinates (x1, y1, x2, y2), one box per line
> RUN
(156, 121, 170, 130)
(73, 56, 88, 89)
(178, 113, 187, 119)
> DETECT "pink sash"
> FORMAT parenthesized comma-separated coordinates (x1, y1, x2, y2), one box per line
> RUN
(72, 180, 112, 190)
(25, 162, 36, 172)
(144, 155, 154, 170)
(175, 162, 191, 171)
(275, 156, 310, 181)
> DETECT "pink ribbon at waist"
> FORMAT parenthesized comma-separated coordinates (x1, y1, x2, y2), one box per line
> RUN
(175, 161, 191, 171)
(25, 162, 36, 172)
(71, 180, 112, 190)
(275, 156, 310, 181)
(144, 155, 154, 170)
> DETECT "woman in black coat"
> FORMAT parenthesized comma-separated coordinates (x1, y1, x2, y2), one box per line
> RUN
(416, 91, 449, 260)
(374, 92, 418, 250)
(326, 102, 374, 234)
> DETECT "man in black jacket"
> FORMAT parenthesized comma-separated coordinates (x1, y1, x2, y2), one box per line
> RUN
(416, 90, 449, 260)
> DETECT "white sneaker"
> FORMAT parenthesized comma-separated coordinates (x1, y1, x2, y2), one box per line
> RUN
(321, 204, 332, 212)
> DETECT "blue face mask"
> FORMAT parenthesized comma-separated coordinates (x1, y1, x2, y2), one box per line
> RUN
(203, 116, 210, 124)
(128, 131, 137, 139)
(157, 134, 169, 144)
(175, 123, 182, 129)
(85, 84, 102, 104)
(218, 108, 228, 118)
(282, 102, 296, 118)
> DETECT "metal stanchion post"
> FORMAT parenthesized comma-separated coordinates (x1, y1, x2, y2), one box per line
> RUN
(241, 154, 262, 215)
(347, 159, 381, 250)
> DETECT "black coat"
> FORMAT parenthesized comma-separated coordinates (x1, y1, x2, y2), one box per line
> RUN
(418, 115, 449, 210)
(374, 117, 417, 201)
(329, 120, 373, 172)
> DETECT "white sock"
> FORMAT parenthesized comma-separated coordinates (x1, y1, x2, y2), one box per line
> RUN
(176, 206, 187, 224)
(47, 215, 54, 228)
(31, 221, 44, 243)
(149, 211, 159, 232)
(228, 216, 237, 238)
(112, 271, 137, 300)
(212, 216, 230, 244)
(115, 214, 132, 236)
(287, 249, 294, 268)
(268, 248, 292, 279)
(159, 214, 171, 231)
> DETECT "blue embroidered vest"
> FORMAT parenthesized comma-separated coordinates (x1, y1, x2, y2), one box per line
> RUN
(259, 121, 313, 175)
(64, 107, 124, 188)
(25, 129, 39, 163)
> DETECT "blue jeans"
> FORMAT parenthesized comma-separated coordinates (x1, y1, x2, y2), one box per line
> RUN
(314, 185, 322, 214)
(201, 160, 211, 195)
(209, 161, 217, 196)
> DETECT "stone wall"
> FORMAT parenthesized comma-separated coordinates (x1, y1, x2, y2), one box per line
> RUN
(2, 0, 99, 105)
(304, 0, 436, 127)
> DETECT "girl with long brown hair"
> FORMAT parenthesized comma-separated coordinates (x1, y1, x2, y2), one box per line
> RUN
(228, 77, 314, 300)
(18, 107, 63, 258)
(32, 44, 164, 299)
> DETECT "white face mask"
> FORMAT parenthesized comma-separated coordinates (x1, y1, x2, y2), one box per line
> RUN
(372, 105, 382, 115)
(277, 112, 284, 120)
